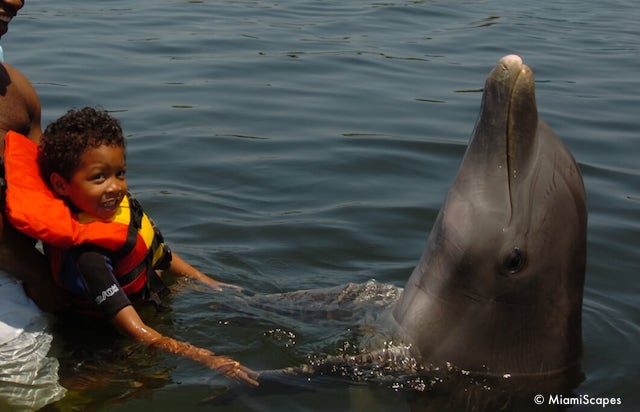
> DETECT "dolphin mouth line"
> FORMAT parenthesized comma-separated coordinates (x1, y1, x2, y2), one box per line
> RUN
(506, 84, 516, 221)
(504, 58, 527, 223)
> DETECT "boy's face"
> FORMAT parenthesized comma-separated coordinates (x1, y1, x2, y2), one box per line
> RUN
(51, 144, 128, 221)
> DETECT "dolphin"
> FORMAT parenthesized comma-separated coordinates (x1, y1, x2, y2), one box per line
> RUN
(392, 54, 587, 383)
(239, 55, 587, 408)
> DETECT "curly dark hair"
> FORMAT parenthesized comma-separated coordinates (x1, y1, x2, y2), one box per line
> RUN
(38, 107, 126, 183)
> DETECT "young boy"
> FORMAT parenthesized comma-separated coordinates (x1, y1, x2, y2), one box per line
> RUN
(4, 107, 259, 386)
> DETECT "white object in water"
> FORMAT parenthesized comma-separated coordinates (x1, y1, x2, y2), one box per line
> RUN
(0, 272, 66, 410)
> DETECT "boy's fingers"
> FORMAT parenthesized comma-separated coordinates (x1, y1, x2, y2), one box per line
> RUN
(237, 365, 260, 386)
(232, 368, 260, 386)
(214, 360, 260, 386)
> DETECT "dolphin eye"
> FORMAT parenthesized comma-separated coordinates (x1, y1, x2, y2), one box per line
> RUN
(500, 248, 526, 275)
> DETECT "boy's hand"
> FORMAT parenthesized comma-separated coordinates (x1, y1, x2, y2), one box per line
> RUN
(199, 277, 243, 293)
(207, 355, 260, 386)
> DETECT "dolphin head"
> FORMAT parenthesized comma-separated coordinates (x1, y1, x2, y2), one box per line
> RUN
(393, 55, 587, 381)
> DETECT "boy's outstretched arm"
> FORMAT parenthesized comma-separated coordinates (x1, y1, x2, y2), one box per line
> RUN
(111, 305, 259, 386)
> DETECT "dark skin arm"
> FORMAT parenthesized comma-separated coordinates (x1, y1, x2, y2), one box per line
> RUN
(109, 251, 257, 385)
(0, 230, 68, 312)
(111, 305, 259, 386)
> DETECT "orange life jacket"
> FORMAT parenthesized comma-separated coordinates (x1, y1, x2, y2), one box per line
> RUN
(3, 131, 171, 305)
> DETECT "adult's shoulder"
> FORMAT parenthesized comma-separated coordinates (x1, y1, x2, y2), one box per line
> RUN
(0, 62, 42, 140)
(1, 62, 32, 87)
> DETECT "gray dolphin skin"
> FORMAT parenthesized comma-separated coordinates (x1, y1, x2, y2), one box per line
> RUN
(392, 54, 587, 381)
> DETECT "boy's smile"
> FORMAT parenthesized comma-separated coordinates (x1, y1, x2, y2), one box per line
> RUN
(52, 144, 128, 221)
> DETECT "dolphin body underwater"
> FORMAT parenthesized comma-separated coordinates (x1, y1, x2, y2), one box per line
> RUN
(223, 55, 587, 408)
